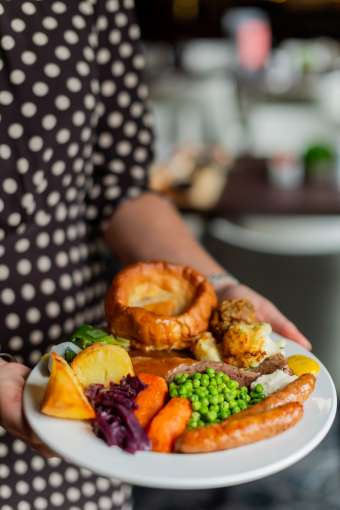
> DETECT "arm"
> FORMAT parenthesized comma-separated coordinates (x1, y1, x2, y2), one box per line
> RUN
(103, 193, 311, 349)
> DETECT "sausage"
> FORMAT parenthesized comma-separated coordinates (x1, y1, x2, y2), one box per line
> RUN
(176, 402, 303, 453)
(240, 373, 315, 418)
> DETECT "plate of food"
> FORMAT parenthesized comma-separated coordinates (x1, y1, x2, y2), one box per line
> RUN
(23, 261, 337, 489)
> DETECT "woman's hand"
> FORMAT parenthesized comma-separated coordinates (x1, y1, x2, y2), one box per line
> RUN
(0, 360, 55, 457)
(218, 284, 312, 350)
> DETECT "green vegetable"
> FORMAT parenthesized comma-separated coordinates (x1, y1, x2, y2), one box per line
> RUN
(64, 347, 77, 363)
(70, 324, 130, 350)
(169, 368, 266, 429)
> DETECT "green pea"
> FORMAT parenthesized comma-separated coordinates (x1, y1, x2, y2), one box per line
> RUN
(192, 401, 201, 412)
(201, 375, 209, 386)
(228, 380, 239, 390)
(200, 404, 209, 415)
(238, 400, 247, 410)
(210, 405, 220, 414)
(206, 368, 216, 377)
(245, 394, 251, 402)
(207, 410, 218, 423)
(193, 379, 201, 388)
(210, 395, 219, 406)
(209, 386, 218, 396)
(223, 373, 230, 381)
(188, 418, 198, 429)
(231, 405, 241, 414)
(209, 378, 217, 386)
(220, 408, 231, 419)
(221, 401, 230, 410)
(200, 397, 210, 407)
(229, 400, 237, 408)
(196, 387, 206, 397)
(240, 386, 248, 393)
(175, 374, 182, 384)
(179, 387, 187, 397)
(191, 394, 199, 402)
(194, 372, 202, 380)
(217, 394, 224, 404)
(197, 419, 205, 427)
(225, 391, 236, 401)
(255, 384, 264, 393)
(169, 389, 178, 398)
(169, 382, 177, 391)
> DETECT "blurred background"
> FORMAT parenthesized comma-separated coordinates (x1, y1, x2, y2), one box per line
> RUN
(133, 1, 340, 509)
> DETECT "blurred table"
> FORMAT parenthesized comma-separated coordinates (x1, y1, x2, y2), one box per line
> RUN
(209, 157, 340, 217)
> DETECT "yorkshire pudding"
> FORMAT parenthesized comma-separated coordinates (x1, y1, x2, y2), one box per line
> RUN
(105, 261, 217, 351)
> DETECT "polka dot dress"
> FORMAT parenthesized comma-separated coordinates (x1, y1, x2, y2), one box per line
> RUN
(0, 0, 153, 508)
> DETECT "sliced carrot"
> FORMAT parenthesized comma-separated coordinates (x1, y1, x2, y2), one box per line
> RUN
(134, 373, 168, 429)
(147, 397, 192, 453)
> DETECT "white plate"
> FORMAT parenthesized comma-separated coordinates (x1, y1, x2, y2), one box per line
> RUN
(23, 336, 337, 489)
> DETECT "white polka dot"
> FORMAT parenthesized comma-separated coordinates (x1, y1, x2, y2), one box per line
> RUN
(17, 259, 32, 275)
(34, 497, 48, 510)
(31, 456, 45, 471)
(64, 29, 79, 45)
(48, 324, 62, 340)
(10, 69, 26, 85)
(0, 264, 9, 281)
(56, 129, 71, 144)
(0, 464, 10, 478)
(33, 81, 49, 97)
(55, 45, 71, 60)
(76, 60, 90, 76)
(29, 136, 44, 151)
(30, 330, 43, 345)
(116, 141, 131, 156)
(9, 336, 23, 350)
(98, 132, 113, 149)
(72, 14, 86, 29)
(65, 467, 79, 483)
(37, 255, 52, 272)
(109, 159, 125, 173)
(48, 457, 62, 468)
(33, 32, 49, 46)
(124, 0, 134, 8)
(52, 1, 67, 14)
(112, 61, 124, 76)
(129, 24, 140, 40)
(15, 239, 29, 254)
(21, 102, 37, 117)
(30, 350, 42, 364)
(133, 54, 145, 70)
(1, 288, 15, 305)
(26, 307, 41, 324)
(17, 158, 29, 175)
(18, 501, 30, 510)
(47, 191, 61, 208)
(0, 144, 11, 159)
(53, 229, 65, 245)
(109, 29, 121, 45)
(46, 301, 60, 319)
(84, 503, 97, 510)
(84, 94, 95, 110)
(11, 18, 26, 32)
(49, 472, 63, 487)
(0, 485, 12, 499)
(67, 77, 82, 92)
(16, 481, 29, 495)
(40, 278, 56, 296)
(115, 12, 128, 27)
(55, 95, 70, 110)
(105, 186, 121, 199)
(51, 160, 66, 176)
(22, 2, 36, 15)
(8, 123, 24, 139)
(101, 80, 116, 97)
(108, 111, 123, 128)
(44, 63, 60, 78)
(42, 114, 57, 131)
(97, 48, 110, 64)
(106, 0, 119, 12)
(21, 283, 36, 300)
(8, 212, 21, 227)
(35, 210, 51, 227)
(82, 482, 96, 497)
(21, 50, 37, 65)
(117, 91, 131, 108)
(119, 42, 133, 58)
(43, 16, 58, 30)
(98, 496, 112, 510)
(3, 178, 18, 194)
(96, 477, 110, 491)
(1, 35, 15, 50)
(43, 148, 54, 162)
(14, 460, 28, 475)
(0, 91, 13, 105)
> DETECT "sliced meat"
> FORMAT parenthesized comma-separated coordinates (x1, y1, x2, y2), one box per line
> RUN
(166, 361, 260, 387)
(132, 355, 196, 378)
(255, 353, 292, 376)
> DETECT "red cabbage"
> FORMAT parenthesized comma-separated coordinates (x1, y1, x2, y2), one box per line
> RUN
(86, 375, 151, 454)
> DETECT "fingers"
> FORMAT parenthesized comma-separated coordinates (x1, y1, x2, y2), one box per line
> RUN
(263, 303, 312, 350)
